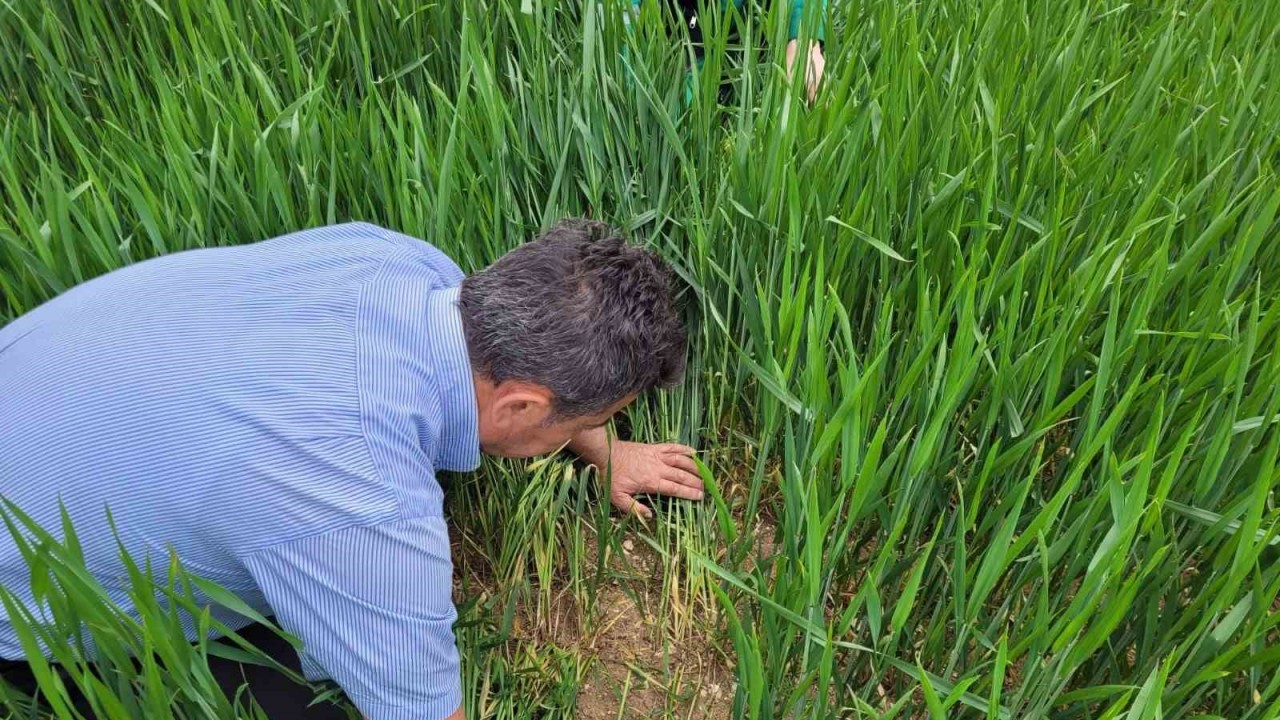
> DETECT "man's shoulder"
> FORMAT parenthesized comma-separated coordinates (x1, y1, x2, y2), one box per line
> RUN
(288, 222, 465, 284)
(345, 223, 475, 508)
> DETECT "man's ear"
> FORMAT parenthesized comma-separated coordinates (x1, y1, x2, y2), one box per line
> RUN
(490, 381, 555, 428)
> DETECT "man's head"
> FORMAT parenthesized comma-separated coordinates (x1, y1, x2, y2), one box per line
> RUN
(459, 218, 686, 458)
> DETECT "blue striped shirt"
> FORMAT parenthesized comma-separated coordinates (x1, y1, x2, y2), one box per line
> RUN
(0, 223, 479, 719)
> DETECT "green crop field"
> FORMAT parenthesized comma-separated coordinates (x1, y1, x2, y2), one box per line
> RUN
(2, 0, 1279, 718)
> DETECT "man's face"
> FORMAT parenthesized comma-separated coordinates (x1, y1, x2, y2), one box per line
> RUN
(474, 375, 634, 458)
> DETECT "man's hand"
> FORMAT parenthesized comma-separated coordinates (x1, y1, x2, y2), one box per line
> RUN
(568, 428, 705, 519)
(785, 39, 826, 104)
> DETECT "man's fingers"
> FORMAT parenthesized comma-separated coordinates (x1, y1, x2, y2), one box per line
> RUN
(664, 453, 700, 477)
(663, 465, 704, 488)
(629, 498, 653, 520)
(658, 443, 696, 456)
(664, 468, 705, 493)
(612, 478, 701, 519)
(654, 479, 705, 501)
(615, 492, 653, 520)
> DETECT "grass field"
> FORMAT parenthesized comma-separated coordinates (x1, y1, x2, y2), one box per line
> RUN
(3, 0, 1280, 718)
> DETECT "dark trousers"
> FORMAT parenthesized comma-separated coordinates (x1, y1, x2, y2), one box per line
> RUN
(0, 621, 353, 719)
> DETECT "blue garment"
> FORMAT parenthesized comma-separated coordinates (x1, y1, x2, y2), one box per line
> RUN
(0, 222, 479, 720)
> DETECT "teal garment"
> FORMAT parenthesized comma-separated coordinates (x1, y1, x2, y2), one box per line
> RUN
(629, 0, 828, 43)
(728, 0, 827, 43)
(622, 0, 829, 108)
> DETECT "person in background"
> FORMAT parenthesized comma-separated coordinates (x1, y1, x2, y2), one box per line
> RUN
(0, 219, 703, 719)
(627, 0, 828, 103)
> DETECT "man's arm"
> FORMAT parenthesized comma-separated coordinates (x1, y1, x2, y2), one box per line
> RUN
(242, 516, 464, 720)
(365, 705, 463, 720)
(366, 703, 463, 720)
(568, 426, 704, 518)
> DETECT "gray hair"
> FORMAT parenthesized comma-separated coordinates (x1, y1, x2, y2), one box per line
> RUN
(458, 218, 687, 418)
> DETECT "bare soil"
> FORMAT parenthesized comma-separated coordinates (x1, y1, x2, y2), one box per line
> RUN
(576, 582, 732, 719)
(451, 525, 733, 719)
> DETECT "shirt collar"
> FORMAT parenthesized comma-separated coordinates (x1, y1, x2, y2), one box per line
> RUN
(424, 286, 481, 472)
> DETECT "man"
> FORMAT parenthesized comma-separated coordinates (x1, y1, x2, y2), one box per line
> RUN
(628, 0, 829, 103)
(0, 219, 704, 719)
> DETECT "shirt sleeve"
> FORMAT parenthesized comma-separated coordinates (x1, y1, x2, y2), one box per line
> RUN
(240, 515, 462, 720)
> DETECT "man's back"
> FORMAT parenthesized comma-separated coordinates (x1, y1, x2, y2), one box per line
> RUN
(0, 223, 471, 685)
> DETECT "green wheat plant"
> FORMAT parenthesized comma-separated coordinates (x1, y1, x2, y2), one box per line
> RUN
(0, 500, 340, 719)
(1, 0, 1278, 718)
